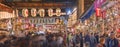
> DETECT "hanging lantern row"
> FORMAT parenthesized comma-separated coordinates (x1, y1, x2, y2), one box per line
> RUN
(22, 8, 65, 17)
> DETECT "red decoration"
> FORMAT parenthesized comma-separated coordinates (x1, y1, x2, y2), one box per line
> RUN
(101, 10, 106, 19)
(25, 23, 30, 29)
(117, 28, 120, 33)
(96, 8, 101, 17)
(31, 24, 34, 27)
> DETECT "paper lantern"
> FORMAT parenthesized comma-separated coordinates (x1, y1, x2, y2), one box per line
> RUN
(48, 8, 53, 17)
(56, 8, 61, 16)
(22, 9, 29, 17)
(39, 9, 45, 17)
(95, 8, 101, 17)
(31, 8, 37, 17)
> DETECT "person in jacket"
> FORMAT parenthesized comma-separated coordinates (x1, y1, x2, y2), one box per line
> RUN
(97, 37, 106, 47)
(105, 32, 119, 47)
(89, 33, 97, 47)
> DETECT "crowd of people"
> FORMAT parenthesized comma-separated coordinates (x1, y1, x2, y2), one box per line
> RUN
(0, 30, 120, 47)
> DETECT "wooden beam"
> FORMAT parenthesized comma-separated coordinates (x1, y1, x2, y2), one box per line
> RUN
(0, 0, 3, 3)
(6, 2, 74, 9)
(0, 3, 13, 13)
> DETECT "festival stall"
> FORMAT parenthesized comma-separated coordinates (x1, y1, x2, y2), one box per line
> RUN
(75, 0, 120, 34)
(11, 8, 67, 36)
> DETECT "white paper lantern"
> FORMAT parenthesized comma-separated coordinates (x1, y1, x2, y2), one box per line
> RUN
(48, 8, 53, 17)
(39, 9, 45, 17)
(22, 9, 29, 17)
(31, 8, 37, 17)
(56, 8, 61, 16)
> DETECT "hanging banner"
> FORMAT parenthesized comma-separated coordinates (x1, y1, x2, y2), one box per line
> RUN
(81, 4, 95, 22)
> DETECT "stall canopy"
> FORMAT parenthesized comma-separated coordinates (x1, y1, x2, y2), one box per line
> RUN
(80, 4, 95, 22)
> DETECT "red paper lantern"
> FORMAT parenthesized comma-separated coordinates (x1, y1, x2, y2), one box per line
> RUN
(96, 8, 101, 17)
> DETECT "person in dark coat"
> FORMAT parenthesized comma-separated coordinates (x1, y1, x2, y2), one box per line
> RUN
(48, 36, 58, 47)
(105, 32, 119, 47)
(79, 32, 83, 47)
(95, 33, 99, 43)
(89, 33, 97, 47)
(84, 33, 90, 43)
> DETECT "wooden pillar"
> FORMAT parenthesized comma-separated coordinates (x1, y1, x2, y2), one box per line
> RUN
(77, 0, 84, 19)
